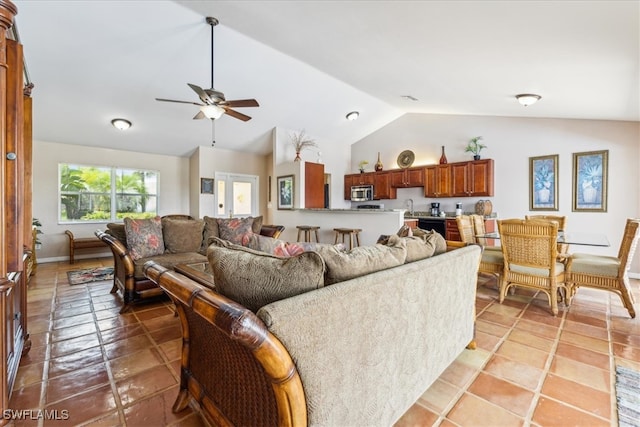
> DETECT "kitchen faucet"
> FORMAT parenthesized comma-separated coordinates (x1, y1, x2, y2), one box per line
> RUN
(406, 198, 414, 216)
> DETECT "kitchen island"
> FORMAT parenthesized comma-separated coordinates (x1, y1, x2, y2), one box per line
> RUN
(273, 208, 406, 246)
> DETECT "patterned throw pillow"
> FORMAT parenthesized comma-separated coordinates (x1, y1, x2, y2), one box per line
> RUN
(217, 217, 255, 246)
(207, 237, 325, 312)
(124, 216, 165, 260)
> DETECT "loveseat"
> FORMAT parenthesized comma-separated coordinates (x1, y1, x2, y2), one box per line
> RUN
(143, 233, 482, 426)
(96, 215, 284, 312)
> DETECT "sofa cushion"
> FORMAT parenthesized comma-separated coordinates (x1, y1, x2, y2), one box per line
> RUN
(200, 216, 220, 254)
(207, 237, 325, 312)
(124, 216, 165, 260)
(106, 222, 127, 246)
(315, 235, 407, 285)
(217, 217, 255, 246)
(162, 218, 205, 254)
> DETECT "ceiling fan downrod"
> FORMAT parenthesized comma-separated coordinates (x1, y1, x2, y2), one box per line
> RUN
(206, 17, 219, 90)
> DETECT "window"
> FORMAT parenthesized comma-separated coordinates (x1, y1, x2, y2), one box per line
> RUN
(59, 163, 158, 223)
(214, 172, 258, 218)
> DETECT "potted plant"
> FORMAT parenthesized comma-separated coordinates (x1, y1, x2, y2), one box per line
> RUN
(358, 160, 369, 173)
(32, 218, 43, 250)
(465, 136, 487, 160)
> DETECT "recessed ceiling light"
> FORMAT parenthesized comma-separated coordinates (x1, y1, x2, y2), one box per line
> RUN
(346, 111, 359, 121)
(516, 94, 541, 107)
(111, 118, 132, 130)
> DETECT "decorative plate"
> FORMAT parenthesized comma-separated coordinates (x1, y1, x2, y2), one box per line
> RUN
(397, 150, 415, 169)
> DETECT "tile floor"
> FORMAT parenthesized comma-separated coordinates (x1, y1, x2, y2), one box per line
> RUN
(9, 257, 640, 426)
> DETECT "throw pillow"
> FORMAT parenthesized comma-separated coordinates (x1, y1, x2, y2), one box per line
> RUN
(251, 215, 264, 233)
(106, 222, 127, 246)
(124, 216, 165, 260)
(162, 218, 205, 254)
(315, 235, 407, 285)
(403, 236, 436, 263)
(201, 216, 220, 253)
(412, 228, 447, 255)
(217, 217, 255, 246)
(207, 237, 326, 312)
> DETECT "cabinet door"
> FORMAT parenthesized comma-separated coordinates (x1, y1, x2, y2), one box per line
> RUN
(467, 159, 494, 196)
(451, 163, 470, 197)
(373, 172, 394, 199)
(344, 175, 354, 200)
(445, 218, 461, 241)
(406, 167, 425, 186)
(425, 165, 451, 197)
(355, 172, 374, 186)
(305, 162, 325, 208)
(390, 170, 406, 187)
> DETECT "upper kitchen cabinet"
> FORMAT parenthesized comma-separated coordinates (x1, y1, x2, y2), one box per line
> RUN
(451, 159, 494, 197)
(424, 165, 452, 198)
(373, 172, 394, 200)
(390, 167, 424, 188)
(344, 172, 375, 200)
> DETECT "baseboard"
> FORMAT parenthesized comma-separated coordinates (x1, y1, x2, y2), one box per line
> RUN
(38, 254, 112, 264)
(630, 272, 640, 279)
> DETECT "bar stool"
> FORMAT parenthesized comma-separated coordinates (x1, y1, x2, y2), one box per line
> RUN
(296, 225, 320, 243)
(333, 228, 362, 250)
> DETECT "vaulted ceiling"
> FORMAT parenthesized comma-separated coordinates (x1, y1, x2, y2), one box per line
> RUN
(15, 0, 639, 157)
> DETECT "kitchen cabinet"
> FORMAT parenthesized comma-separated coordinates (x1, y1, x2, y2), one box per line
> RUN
(424, 165, 451, 198)
(305, 162, 325, 208)
(344, 173, 374, 200)
(373, 172, 394, 200)
(404, 219, 418, 229)
(446, 218, 461, 241)
(390, 167, 424, 188)
(451, 159, 494, 197)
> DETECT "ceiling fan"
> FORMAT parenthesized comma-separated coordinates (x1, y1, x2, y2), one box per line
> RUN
(155, 17, 259, 122)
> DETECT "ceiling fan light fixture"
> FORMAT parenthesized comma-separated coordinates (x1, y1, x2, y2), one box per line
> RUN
(111, 118, 132, 130)
(516, 94, 541, 107)
(346, 111, 359, 121)
(201, 105, 225, 120)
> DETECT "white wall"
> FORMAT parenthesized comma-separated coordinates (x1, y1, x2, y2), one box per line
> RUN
(351, 113, 640, 270)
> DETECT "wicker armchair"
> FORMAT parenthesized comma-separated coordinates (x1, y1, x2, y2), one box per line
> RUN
(457, 215, 503, 281)
(525, 214, 569, 255)
(565, 218, 639, 318)
(497, 218, 569, 316)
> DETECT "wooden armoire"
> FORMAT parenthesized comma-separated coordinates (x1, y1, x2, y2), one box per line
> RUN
(0, 0, 34, 422)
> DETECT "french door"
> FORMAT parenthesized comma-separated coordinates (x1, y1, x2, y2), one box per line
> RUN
(214, 172, 258, 218)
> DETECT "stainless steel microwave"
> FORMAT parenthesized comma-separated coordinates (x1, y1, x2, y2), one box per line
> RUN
(351, 185, 374, 201)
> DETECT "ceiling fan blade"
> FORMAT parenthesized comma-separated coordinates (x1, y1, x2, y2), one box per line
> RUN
(188, 83, 214, 104)
(223, 99, 259, 108)
(223, 108, 252, 121)
(193, 111, 206, 120)
(156, 98, 203, 106)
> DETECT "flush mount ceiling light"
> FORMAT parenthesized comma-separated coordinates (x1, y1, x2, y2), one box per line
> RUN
(111, 118, 132, 130)
(346, 111, 359, 121)
(516, 94, 542, 107)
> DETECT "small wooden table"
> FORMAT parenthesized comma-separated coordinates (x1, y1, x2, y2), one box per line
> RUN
(174, 262, 215, 290)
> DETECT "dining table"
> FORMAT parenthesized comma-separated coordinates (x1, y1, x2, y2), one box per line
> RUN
(477, 230, 610, 247)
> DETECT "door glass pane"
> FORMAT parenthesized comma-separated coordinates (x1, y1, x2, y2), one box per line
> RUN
(217, 180, 226, 216)
(233, 182, 252, 216)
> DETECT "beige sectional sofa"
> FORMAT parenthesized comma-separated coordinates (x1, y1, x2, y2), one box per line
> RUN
(96, 215, 283, 312)
(144, 233, 482, 427)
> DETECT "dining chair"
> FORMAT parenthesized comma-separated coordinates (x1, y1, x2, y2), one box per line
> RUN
(565, 218, 639, 319)
(456, 215, 503, 282)
(525, 214, 569, 255)
(497, 218, 569, 316)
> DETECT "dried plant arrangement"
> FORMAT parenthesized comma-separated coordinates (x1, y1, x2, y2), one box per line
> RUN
(290, 130, 318, 161)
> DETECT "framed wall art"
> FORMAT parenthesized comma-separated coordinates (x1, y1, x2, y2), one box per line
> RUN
(277, 175, 294, 210)
(572, 150, 608, 212)
(200, 178, 214, 194)
(529, 154, 559, 211)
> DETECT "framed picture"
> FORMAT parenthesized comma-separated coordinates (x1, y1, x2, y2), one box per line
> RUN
(572, 150, 608, 212)
(529, 154, 559, 211)
(200, 178, 214, 194)
(277, 175, 294, 210)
